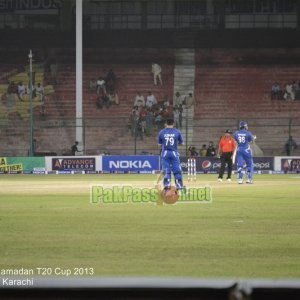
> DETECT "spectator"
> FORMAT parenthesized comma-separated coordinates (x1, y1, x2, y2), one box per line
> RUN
(6, 81, 17, 107)
(163, 105, 173, 120)
(173, 107, 181, 128)
(106, 69, 117, 93)
(154, 113, 164, 129)
(128, 110, 139, 137)
(7, 81, 18, 94)
(173, 91, 184, 107)
(151, 63, 162, 85)
(285, 136, 297, 156)
(135, 119, 144, 140)
(271, 82, 282, 100)
(89, 78, 97, 92)
(200, 144, 207, 156)
(134, 92, 145, 108)
(188, 146, 198, 157)
(128, 108, 143, 140)
(139, 108, 147, 134)
(283, 82, 295, 100)
(153, 107, 164, 128)
(184, 92, 195, 108)
(96, 77, 106, 95)
(292, 81, 298, 98)
(33, 138, 38, 155)
(146, 91, 157, 109)
(206, 141, 216, 157)
(36, 83, 44, 101)
(145, 109, 154, 136)
(132, 105, 139, 116)
(163, 94, 171, 107)
(71, 141, 79, 156)
(17, 81, 26, 101)
(108, 91, 119, 105)
(96, 91, 110, 109)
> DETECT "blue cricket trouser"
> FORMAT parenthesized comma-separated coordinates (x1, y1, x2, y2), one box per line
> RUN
(161, 150, 183, 188)
(236, 147, 254, 180)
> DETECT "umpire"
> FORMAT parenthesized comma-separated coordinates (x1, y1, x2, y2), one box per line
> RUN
(218, 129, 236, 182)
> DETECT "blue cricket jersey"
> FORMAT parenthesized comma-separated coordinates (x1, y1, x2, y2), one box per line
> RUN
(158, 127, 184, 152)
(234, 129, 253, 149)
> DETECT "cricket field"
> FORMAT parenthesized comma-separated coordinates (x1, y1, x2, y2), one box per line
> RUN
(0, 173, 299, 278)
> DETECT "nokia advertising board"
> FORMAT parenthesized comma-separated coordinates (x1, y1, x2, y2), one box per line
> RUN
(102, 156, 160, 173)
(181, 157, 274, 173)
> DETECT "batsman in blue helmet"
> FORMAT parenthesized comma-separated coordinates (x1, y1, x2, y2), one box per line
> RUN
(234, 121, 255, 184)
(158, 118, 185, 191)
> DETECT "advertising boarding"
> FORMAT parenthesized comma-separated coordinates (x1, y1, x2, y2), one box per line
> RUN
(181, 157, 274, 173)
(102, 156, 160, 173)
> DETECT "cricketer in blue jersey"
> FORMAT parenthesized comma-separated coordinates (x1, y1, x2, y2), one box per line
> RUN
(234, 121, 255, 184)
(158, 119, 185, 190)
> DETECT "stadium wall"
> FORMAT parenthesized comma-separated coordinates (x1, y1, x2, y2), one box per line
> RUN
(1, 156, 300, 174)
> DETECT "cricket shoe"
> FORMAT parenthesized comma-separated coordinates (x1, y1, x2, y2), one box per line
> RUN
(218, 178, 223, 182)
(226, 178, 231, 182)
(246, 180, 253, 184)
(238, 179, 243, 184)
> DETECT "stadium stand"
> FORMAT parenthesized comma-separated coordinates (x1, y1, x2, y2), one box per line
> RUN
(195, 48, 300, 118)
(0, 47, 175, 155)
(1, 47, 300, 155)
(193, 48, 300, 155)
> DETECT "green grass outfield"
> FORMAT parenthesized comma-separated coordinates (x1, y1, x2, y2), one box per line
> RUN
(0, 173, 300, 279)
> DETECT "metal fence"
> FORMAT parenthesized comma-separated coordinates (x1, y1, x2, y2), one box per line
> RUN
(1, 117, 299, 157)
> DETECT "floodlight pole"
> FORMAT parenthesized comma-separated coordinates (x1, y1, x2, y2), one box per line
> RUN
(76, 0, 83, 151)
(28, 49, 33, 156)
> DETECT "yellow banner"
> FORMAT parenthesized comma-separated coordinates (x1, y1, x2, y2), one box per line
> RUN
(0, 163, 23, 172)
(0, 157, 7, 166)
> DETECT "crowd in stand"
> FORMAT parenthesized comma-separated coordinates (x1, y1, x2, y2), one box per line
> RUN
(90, 69, 119, 109)
(127, 90, 195, 140)
(188, 142, 217, 157)
(90, 63, 197, 141)
(271, 81, 300, 100)
(89, 63, 198, 142)
(6, 80, 45, 103)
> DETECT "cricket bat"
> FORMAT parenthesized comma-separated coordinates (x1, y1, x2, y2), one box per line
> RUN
(232, 148, 237, 164)
(156, 170, 166, 184)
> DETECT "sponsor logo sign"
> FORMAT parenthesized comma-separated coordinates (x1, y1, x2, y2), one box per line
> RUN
(253, 157, 274, 170)
(0, 157, 22, 172)
(102, 156, 159, 172)
(181, 157, 274, 173)
(281, 158, 300, 172)
(0, 157, 45, 173)
(52, 158, 95, 171)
